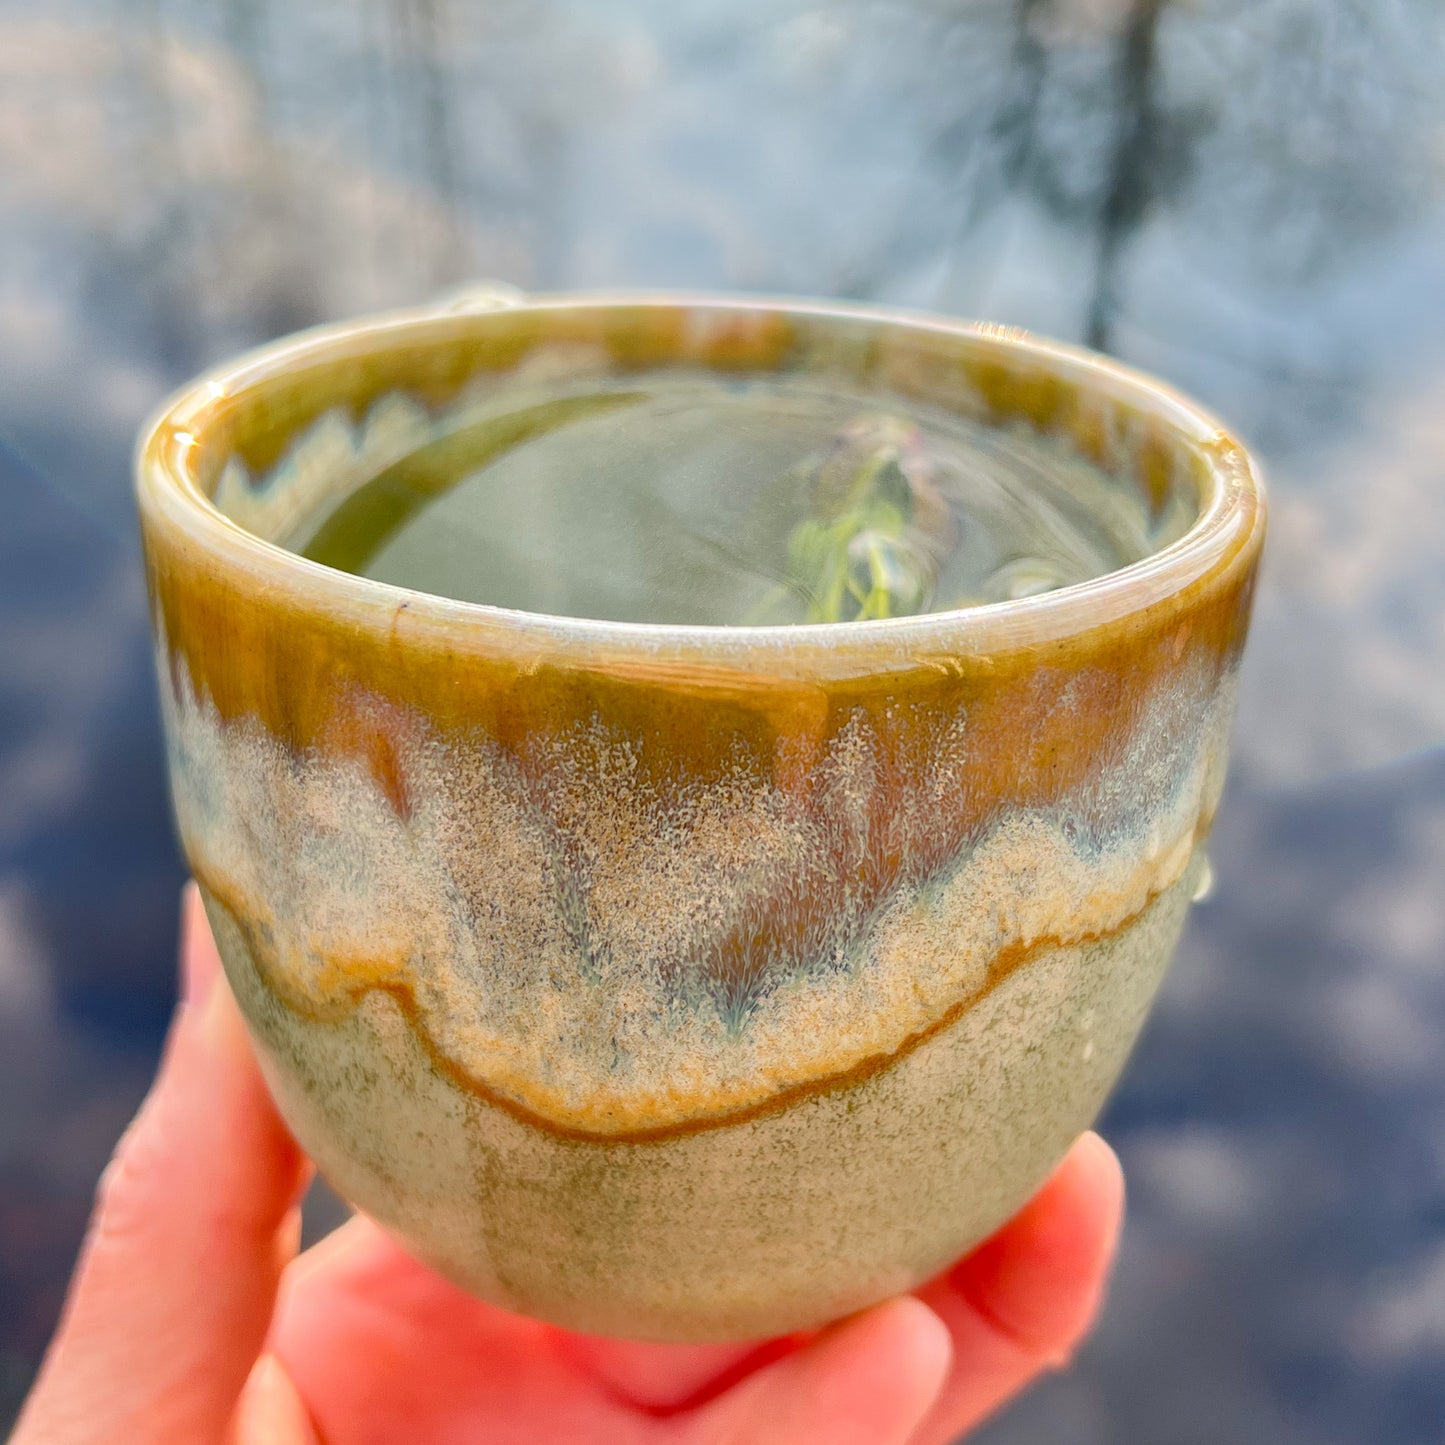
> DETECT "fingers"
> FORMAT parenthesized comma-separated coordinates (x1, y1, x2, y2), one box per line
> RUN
(684, 1297, 952, 1445)
(273, 1217, 639, 1444)
(278, 1222, 951, 1445)
(286, 1215, 785, 1418)
(280, 1218, 943, 1444)
(273, 1135, 1114, 1445)
(909, 1132, 1126, 1444)
(552, 1332, 793, 1415)
(945, 1133, 1124, 1360)
(231, 1356, 321, 1445)
(13, 885, 308, 1445)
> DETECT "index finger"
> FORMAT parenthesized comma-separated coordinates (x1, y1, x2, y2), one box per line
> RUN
(13, 887, 308, 1444)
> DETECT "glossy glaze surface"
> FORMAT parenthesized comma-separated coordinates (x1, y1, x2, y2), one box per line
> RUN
(137, 297, 1262, 1338)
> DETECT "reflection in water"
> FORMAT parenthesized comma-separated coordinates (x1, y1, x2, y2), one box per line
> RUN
(1, 2, 1443, 1439)
(1080, 0, 1165, 351)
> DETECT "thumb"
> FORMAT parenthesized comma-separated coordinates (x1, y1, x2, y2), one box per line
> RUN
(14, 885, 308, 1445)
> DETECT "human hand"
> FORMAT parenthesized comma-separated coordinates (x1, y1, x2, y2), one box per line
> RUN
(13, 887, 1123, 1444)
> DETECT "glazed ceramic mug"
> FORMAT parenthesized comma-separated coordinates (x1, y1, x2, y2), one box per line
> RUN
(136, 294, 1264, 1342)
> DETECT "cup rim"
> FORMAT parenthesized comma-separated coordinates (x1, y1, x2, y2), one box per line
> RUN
(136, 290, 1266, 670)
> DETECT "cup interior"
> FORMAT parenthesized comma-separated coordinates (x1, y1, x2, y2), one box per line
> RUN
(141, 295, 1261, 664)
(191, 303, 1215, 564)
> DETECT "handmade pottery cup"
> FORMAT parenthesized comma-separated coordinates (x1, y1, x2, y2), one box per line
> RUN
(136, 295, 1264, 1342)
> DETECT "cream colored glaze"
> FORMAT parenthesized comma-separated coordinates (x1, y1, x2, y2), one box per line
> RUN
(161, 635, 1235, 1138)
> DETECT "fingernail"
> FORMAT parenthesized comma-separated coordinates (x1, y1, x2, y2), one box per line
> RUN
(234, 1355, 321, 1445)
(198, 971, 251, 1056)
(1078, 1132, 1126, 1213)
(179, 881, 221, 1008)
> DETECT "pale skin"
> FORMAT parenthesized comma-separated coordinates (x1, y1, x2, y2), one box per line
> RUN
(13, 886, 1125, 1444)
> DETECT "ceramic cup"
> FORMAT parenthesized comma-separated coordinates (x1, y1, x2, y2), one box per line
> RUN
(136, 294, 1264, 1342)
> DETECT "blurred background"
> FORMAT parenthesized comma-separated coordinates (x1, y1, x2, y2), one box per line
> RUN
(2, 0, 1444, 1439)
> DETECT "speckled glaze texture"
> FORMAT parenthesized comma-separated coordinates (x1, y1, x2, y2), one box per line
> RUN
(136, 295, 1264, 1341)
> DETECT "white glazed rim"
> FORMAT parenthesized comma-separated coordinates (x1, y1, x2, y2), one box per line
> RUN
(136, 291, 1266, 672)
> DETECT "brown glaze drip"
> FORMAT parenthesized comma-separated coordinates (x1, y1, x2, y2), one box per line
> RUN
(148, 528, 1253, 1022)
(197, 861, 1163, 1146)
(146, 524, 1254, 799)
(322, 696, 418, 822)
(149, 567, 1249, 1031)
